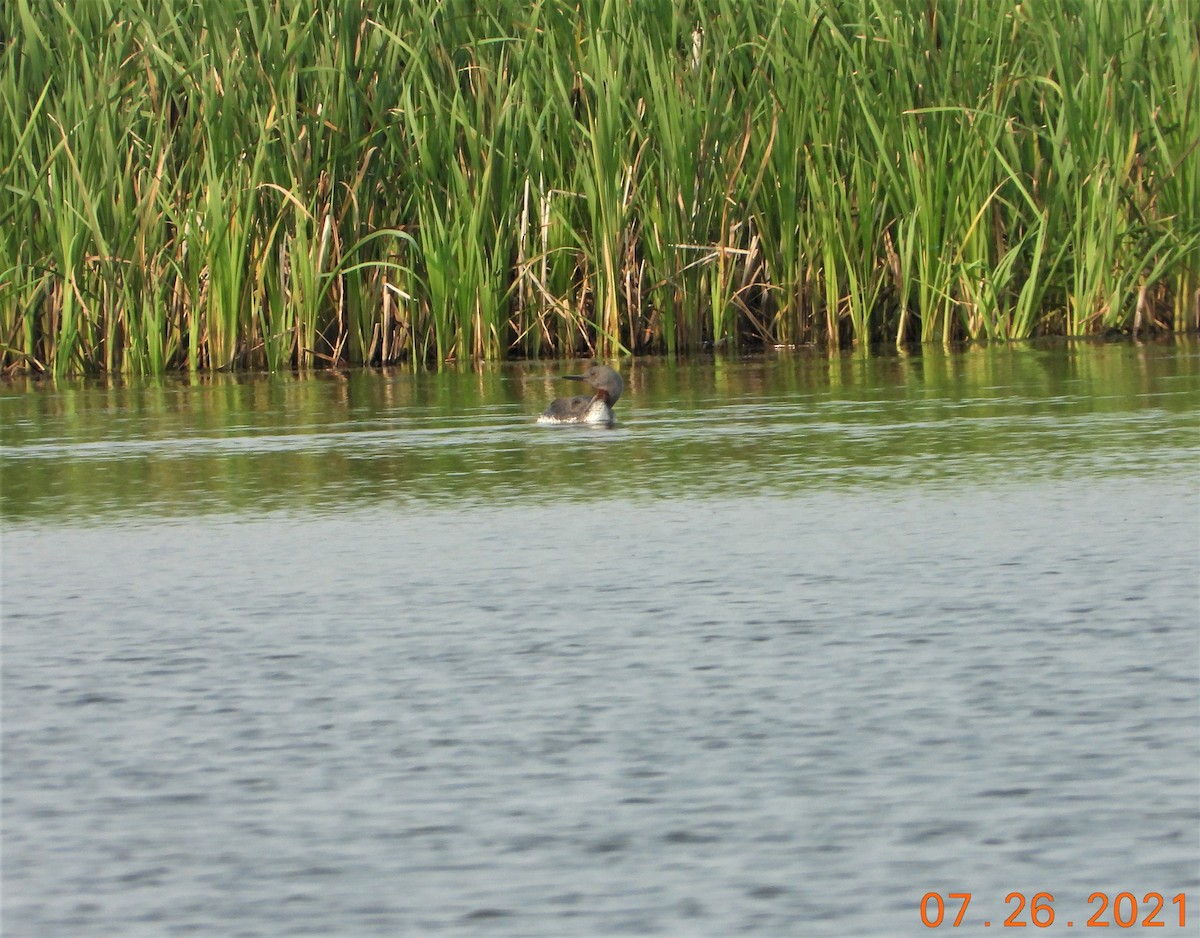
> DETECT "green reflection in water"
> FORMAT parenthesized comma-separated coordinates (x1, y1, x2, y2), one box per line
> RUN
(2, 340, 1197, 523)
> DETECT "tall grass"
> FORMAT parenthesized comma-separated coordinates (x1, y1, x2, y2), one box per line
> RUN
(2, 0, 1197, 374)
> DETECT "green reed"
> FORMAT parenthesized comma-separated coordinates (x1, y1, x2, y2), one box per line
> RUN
(2, 0, 1197, 375)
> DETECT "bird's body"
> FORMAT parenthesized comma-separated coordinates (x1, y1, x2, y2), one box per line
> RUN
(537, 364, 624, 426)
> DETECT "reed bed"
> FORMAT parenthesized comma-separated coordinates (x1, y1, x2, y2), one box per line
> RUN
(2, 0, 1197, 374)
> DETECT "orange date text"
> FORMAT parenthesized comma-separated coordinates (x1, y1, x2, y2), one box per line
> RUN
(920, 892, 1187, 928)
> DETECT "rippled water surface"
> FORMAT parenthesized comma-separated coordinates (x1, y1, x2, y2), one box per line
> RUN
(3, 341, 1198, 936)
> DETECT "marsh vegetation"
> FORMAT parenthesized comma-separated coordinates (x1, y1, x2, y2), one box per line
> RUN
(3, 0, 1198, 374)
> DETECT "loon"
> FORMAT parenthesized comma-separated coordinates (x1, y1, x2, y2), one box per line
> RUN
(537, 364, 624, 426)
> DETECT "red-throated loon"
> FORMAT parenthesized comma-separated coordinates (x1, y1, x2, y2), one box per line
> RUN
(537, 364, 624, 426)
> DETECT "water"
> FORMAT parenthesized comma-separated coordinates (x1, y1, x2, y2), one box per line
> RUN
(3, 340, 1198, 937)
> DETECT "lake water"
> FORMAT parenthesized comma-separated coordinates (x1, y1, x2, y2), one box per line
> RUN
(2, 340, 1198, 937)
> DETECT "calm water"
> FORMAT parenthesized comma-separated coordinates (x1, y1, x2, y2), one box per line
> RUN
(3, 341, 1198, 937)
